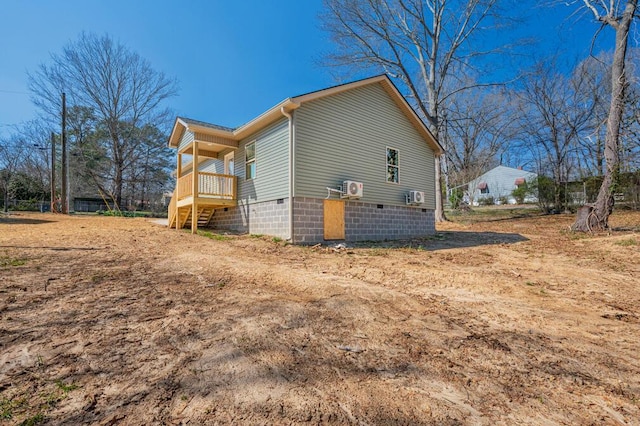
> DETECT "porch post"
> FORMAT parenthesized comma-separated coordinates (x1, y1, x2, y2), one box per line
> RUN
(176, 153, 182, 229)
(191, 142, 199, 234)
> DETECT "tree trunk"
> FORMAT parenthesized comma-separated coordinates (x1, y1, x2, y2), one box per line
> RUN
(114, 162, 123, 210)
(434, 155, 446, 222)
(3, 186, 8, 213)
(572, 0, 636, 232)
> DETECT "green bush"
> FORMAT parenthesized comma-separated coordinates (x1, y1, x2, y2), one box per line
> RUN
(13, 199, 40, 211)
(512, 181, 529, 204)
(479, 196, 495, 206)
(528, 175, 573, 213)
(448, 188, 464, 209)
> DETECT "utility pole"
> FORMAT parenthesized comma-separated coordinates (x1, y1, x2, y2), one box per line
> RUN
(61, 92, 68, 214)
(50, 132, 56, 213)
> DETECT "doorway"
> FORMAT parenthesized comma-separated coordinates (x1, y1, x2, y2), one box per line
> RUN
(224, 152, 235, 175)
(323, 199, 345, 240)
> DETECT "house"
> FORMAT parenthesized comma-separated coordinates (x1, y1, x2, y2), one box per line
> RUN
(466, 165, 537, 205)
(167, 75, 444, 243)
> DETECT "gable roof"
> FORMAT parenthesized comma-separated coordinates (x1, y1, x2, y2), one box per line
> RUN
(469, 165, 538, 187)
(177, 117, 234, 132)
(169, 75, 443, 155)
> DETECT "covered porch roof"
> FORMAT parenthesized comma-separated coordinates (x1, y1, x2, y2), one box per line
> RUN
(169, 117, 240, 156)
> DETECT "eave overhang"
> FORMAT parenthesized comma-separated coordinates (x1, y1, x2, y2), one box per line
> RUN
(168, 75, 443, 156)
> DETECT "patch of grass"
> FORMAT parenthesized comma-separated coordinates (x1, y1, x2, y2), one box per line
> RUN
(20, 413, 45, 426)
(1, 397, 28, 420)
(55, 380, 78, 393)
(97, 210, 150, 218)
(43, 392, 61, 408)
(446, 206, 541, 224)
(565, 230, 591, 240)
(197, 230, 231, 241)
(615, 237, 638, 247)
(272, 237, 283, 243)
(41, 380, 79, 409)
(0, 256, 26, 267)
(0, 399, 12, 420)
(368, 248, 390, 257)
(91, 274, 105, 284)
(35, 355, 45, 370)
(250, 234, 264, 238)
(1, 379, 78, 423)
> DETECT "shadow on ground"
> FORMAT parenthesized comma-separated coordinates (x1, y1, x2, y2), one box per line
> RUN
(0, 217, 54, 225)
(349, 231, 528, 251)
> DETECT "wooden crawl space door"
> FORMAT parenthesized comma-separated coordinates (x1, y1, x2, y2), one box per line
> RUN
(323, 199, 345, 240)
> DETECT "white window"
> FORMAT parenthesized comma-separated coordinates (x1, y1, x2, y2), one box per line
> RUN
(245, 142, 256, 179)
(386, 147, 399, 183)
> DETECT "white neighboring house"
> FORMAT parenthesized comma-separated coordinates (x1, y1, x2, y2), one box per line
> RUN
(466, 165, 537, 205)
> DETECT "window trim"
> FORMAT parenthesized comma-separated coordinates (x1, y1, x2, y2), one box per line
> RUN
(245, 141, 256, 180)
(386, 146, 399, 184)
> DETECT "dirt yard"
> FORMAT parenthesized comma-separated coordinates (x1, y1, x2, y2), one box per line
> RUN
(1, 210, 639, 425)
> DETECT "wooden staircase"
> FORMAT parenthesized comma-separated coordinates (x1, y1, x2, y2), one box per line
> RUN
(167, 171, 236, 233)
(169, 204, 216, 230)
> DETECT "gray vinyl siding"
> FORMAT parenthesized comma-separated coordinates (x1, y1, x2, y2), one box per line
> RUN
(177, 130, 194, 152)
(237, 118, 289, 203)
(294, 83, 436, 209)
(199, 158, 224, 174)
(198, 148, 235, 174)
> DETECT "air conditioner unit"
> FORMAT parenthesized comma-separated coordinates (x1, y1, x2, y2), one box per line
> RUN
(408, 190, 425, 204)
(342, 180, 363, 198)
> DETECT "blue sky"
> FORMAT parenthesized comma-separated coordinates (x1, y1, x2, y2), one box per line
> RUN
(0, 1, 613, 139)
(0, 0, 333, 136)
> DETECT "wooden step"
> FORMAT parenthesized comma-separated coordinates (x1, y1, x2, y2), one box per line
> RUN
(180, 206, 215, 229)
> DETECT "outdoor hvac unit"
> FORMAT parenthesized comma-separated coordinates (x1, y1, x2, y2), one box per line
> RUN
(408, 190, 425, 204)
(342, 180, 364, 198)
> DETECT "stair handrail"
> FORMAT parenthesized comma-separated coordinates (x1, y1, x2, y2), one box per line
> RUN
(168, 189, 177, 228)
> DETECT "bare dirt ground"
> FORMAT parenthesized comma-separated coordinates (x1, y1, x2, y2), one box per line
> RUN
(1, 210, 639, 425)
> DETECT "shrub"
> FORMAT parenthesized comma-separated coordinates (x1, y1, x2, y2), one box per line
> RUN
(529, 176, 558, 213)
(13, 199, 40, 211)
(479, 196, 495, 206)
(449, 188, 464, 209)
(512, 181, 530, 204)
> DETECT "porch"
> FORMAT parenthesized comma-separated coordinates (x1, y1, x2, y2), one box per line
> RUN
(168, 135, 238, 233)
(168, 172, 237, 232)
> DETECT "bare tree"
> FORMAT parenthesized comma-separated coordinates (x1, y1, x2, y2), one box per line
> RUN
(322, 0, 514, 221)
(444, 86, 514, 203)
(19, 120, 54, 194)
(574, 54, 611, 177)
(28, 32, 178, 207)
(620, 51, 640, 172)
(0, 140, 20, 213)
(571, 0, 638, 231)
(516, 59, 597, 210)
